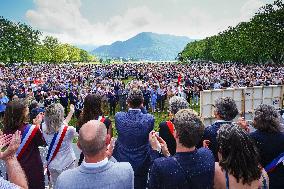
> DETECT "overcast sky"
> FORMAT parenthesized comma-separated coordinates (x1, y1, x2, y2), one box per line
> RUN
(0, 0, 273, 45)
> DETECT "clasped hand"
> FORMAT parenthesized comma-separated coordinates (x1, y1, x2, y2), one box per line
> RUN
(0, 130, 21, 161)
(149, 131, 170, 157)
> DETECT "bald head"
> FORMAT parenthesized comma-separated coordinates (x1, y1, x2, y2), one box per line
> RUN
(78, 120, 107, 156)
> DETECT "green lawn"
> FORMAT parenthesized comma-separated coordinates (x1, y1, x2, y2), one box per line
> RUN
(0, 76, 200, 138)
(69, 104, 200, 138)
(0, 104, 199, 144)
(68, 76, 200, 137)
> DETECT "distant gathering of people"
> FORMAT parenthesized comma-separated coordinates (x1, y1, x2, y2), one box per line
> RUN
(0, 62, 283, 116)
(0, 62, 283, 189)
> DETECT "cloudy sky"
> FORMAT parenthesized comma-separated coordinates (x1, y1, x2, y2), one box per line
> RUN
(0, 0, 273, 46)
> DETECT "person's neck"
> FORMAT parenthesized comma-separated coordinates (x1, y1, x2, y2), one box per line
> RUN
(176, 143, 196, 153)
(215, 115, 223, 121)
(129, 107, 141, 110)
(84, 151, 107, 164)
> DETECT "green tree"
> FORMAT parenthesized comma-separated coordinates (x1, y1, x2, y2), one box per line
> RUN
(66, 45, 80, 62)
(54, 44, 69, 63)
(42, 36, 59, 63)
(0, 16, 97, 64)
(180, 0, 284, 64)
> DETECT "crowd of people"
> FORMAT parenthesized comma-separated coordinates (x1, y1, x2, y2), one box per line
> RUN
(0, 62, 283, 117)
(0, 62, 283, 189)
(0, 90, 283, 189)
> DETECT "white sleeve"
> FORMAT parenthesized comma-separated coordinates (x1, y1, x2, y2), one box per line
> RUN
(67, 126, 79, 139)
(127, 164, 134, 189)
(0, 177, 20, 189)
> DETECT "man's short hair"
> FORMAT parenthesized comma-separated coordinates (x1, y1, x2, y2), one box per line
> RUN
(127, 88, 144, 108)
(174, 109, 204, 148)
(78, 120, 107, 156)
(215, 97, 238, 121)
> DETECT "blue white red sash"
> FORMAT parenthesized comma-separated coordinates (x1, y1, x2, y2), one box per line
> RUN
(46, 125, 68, 165)
(98, 116, 106, 123)
(16, 124, 39, 159)
(264, 152, 284, 172)
(166, 121, 174, 136)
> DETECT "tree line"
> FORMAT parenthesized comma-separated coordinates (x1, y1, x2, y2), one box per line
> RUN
(0, 17, 95, 64)
(178, 0, 284, 64)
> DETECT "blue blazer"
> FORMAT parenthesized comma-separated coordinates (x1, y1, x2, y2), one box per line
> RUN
(148, 148, 215, 189)
(113, 109, 154, 189)
(202, 121, 231, 161)
(250, 130, 284, 189)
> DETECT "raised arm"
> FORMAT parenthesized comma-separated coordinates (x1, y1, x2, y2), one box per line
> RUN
(64, 104, 75, 124)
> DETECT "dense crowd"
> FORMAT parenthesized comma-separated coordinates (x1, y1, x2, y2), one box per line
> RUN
(0, 62, 283, 189)
(0, 62, 283, 116)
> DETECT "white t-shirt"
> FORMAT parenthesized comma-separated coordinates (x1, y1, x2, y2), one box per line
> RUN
(42, 124, 78, 171)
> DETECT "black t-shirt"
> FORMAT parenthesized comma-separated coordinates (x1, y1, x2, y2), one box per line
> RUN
(100, 116, 111, 130)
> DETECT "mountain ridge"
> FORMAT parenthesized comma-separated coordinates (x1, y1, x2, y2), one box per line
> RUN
(92, 32, 193, 60)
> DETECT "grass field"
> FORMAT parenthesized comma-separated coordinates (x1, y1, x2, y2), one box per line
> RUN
(69, 104, 200, 138)
(0, 102, 200, 142)
(68, 75, 200, 137)
(0, 76, 200, 138)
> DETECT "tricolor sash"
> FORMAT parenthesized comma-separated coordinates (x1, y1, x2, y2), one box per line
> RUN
(98, 116, 106, 123)
(264, 152, 284, 173)
(166, 121, 175, 136)
(16, 124, 39, 159)
(46, 125, 68, 165)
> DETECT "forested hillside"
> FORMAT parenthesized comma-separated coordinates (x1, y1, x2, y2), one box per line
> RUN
(179, 0, 284, 64)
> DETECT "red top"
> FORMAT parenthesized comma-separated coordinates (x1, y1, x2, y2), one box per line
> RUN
(5, 124, 46, 189)
(178, 74, 182, 85)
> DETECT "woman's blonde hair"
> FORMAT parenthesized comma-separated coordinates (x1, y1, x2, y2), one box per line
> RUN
(44, 103, 65, 134)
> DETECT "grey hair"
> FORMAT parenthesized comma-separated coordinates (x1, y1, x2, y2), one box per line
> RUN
(79, 120, 107, 156)
(253, 104, 281, 133)
(44, 103, 65, 134)
(169, 96, 189, 115)
(30, 100, 39, 109)
(174, 109, 204, 148)
(215, 97, 238, 121)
